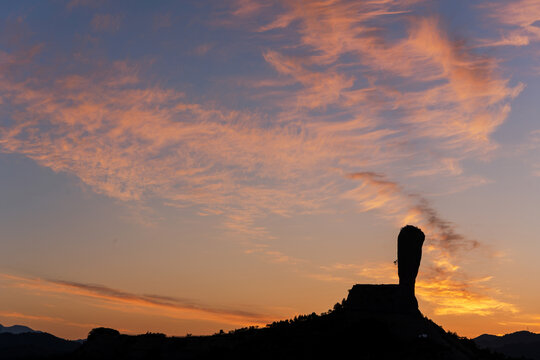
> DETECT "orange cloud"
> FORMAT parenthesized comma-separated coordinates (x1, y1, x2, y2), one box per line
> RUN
(416, 278, 518, 316)
(311, 255, 517, 317)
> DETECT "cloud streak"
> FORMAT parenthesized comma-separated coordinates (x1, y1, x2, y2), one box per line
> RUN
(345, 171, 477, 254)
(0, 274, 275, 327)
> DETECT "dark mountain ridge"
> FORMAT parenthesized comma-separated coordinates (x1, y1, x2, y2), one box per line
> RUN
(474, 331, 540, 360)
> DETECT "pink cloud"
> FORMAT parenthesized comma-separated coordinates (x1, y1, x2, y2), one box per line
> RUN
(485, 0, 540, 46)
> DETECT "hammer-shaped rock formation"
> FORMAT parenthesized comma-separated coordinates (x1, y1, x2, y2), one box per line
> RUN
(345, 225, 425, 314)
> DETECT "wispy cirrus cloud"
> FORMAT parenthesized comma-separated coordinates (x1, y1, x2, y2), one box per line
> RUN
(0, 54, 335, 252)
(484, 0, 540, 47)
(254, 3, 523, 157)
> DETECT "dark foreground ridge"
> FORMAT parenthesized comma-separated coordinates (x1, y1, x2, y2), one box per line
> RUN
(0, 332, 80, 360)
(0, 226, 522, 359)
(0, 312, 520, 360)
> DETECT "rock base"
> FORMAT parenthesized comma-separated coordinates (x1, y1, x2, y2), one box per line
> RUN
(344, 284, 419, 315)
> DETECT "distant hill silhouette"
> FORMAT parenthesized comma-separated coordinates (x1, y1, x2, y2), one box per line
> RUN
(0, 323, 38, 335)
(474, 331, 540, 360)
(2, 226, 524, 359)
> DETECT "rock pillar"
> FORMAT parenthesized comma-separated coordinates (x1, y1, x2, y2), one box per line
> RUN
(397, 225, 425, 302)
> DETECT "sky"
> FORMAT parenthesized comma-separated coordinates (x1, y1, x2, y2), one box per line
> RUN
(0, 0, 539, 340)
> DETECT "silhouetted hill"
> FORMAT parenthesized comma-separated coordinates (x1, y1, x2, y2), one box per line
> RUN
(474, 331, 540, 360)
(61, 303, 514, 360)
(0, 332, 81, 360)
(0, 324, 38, 335)
(1, 302, 521, 360)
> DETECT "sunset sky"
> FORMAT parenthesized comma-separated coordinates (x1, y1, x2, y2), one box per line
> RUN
(1, 0, 540, 340)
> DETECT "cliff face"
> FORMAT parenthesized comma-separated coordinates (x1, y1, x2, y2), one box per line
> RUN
(345, 284, 419, 315)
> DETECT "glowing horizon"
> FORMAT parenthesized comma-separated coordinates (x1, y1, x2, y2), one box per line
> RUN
(1, 0, 540, 340)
